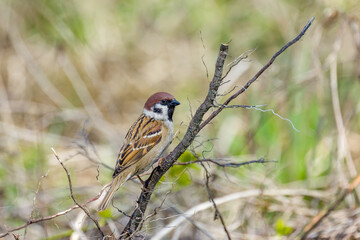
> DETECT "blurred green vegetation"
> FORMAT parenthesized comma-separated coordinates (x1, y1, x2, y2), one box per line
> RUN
(275, 218, 293, 236)
(0, 0, 359, 239)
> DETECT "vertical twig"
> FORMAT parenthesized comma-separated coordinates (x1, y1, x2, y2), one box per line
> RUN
(51, 148, 104, 238)
(201, 163, 232, 240)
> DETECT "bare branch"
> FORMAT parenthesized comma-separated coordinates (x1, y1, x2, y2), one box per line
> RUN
(51, 148, 104, 238)
(200, 30, 209, 80)
(214, 102, 266, 109)
(199, 17, 315, 132)
(119, 18, 314, 239)
(174, 158, 275, 168)
(221, 48, 256, 81)
(111, 203, 131, 218)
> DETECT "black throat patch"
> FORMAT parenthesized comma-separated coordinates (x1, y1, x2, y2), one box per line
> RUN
(167, 106, 175, 121)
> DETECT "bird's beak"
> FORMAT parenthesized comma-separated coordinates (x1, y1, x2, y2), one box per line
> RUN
(170, 99, 180, 106)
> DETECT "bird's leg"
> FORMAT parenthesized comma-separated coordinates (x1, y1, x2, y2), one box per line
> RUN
(137, 175, 145, 185)
(137, 175, 150, 192)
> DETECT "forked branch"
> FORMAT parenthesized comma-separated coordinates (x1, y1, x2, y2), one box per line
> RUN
(120, 17, 315, 239)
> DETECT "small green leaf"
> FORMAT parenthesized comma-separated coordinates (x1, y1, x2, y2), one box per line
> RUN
(98, 209, 113, 218)
(178, 150, 197, 163)
(275, 219, 293, 236)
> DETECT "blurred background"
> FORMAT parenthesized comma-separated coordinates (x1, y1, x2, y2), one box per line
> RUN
(0, 0, 359, 239)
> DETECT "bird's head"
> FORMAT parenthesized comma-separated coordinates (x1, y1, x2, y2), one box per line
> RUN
(143, 92, 180, 121)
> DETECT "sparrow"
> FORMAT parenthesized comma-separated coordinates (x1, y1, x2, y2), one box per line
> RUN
(98, 92, 180, 211)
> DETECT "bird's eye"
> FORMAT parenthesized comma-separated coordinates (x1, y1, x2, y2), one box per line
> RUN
(160, 100, 167, 105)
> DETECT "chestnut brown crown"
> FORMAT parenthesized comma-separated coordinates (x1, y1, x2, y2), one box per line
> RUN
(144, 92, 176, 110)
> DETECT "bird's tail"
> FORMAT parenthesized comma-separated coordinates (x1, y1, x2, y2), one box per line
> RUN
(98, 172, 130, 211)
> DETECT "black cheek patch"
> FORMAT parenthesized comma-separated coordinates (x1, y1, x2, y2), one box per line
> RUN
(153, 108, 162, 114)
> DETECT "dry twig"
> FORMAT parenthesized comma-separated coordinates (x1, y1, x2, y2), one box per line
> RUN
(174, 158, 273, 168)
(51, 148, 104, 238)
(198, 17, 315, 132)
(201, 163, 232, 240)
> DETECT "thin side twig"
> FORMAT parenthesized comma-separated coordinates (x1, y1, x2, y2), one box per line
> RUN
(246, 106, 300, 132)
(201, 163, 232, 240)
(215, 102, 300, 132)
(200, 30, 209, 80)
(221, 48, 256, 81)
(199, 17, 315, 132)
(51, 148, 104, 238)
(24, 172, 48, 238)
(174, 158, 274, 168)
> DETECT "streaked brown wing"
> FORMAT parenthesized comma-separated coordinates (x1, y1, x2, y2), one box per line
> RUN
(112, 115, 162, 178)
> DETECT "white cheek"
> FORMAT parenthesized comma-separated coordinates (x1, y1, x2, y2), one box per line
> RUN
(143, 104, 168, 121)
(159, 105, 168, 119)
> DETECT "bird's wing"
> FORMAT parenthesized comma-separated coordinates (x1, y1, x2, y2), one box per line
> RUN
(112, 114, 162, 177)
